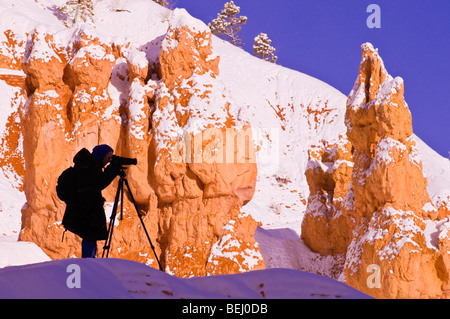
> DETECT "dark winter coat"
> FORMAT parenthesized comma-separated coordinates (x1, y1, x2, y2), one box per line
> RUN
(62, 148, 120, 240)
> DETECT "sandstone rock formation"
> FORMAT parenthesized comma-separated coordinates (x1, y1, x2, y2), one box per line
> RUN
(302, 43, 450, 298)
(0, 8, 264, 276)
(149, 10, 263, 276)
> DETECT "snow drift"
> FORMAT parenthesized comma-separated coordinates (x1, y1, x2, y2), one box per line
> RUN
(0, 258, 370, 299)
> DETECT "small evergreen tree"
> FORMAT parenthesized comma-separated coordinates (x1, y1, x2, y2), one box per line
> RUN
(208, 1, 247, 47)
(152, 0, 169, 7)
(253, 33, 278, 63)
(59, 0, 95, 26)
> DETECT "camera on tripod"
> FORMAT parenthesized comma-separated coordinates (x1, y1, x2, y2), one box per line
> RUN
(111, 155, 137, 166)
(102, 153, 163, 271)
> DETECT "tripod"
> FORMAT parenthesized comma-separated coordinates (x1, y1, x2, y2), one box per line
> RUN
(102, 167, 163, 272)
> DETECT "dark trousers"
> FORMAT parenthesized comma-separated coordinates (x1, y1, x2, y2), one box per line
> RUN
(81, 239, 97, 258)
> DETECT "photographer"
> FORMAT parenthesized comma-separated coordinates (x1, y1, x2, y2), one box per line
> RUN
(60, 144, 122, 258)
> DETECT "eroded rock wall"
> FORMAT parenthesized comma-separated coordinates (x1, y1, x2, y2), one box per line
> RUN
(1, 9, 264, 276)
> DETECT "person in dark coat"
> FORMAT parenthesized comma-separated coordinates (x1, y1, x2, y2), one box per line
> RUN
(62, 144, 121, 258)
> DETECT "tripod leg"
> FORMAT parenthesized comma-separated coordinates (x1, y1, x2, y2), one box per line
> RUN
(120, 178, 124, 221)
(102, 178, 123, 258)
(123, 178, 164, 272)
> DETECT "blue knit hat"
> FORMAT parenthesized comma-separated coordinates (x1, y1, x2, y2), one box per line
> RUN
(92, 144, 113, 162)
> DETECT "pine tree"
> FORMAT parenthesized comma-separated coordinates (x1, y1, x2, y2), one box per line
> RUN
(208, 1, 247, 47)
(59, 0, 95, 26)
(253, 33, 278, 63)
(152, 0, 169, 7)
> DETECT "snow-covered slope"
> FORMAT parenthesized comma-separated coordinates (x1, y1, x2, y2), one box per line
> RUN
(415, 136, 450, 209)
(213, 33, 348, 232)
(0, 258, 370, 299)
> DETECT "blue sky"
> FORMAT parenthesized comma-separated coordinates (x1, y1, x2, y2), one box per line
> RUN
(175, 0, 450, 158)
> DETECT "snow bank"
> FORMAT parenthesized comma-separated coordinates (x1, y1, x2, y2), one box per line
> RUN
(0, 242, 51, 268)
(0, 258, 371, 299)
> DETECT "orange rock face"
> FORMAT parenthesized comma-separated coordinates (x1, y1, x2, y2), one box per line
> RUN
(149, 11, 262, 276)
(5, 9, 264, 276)
(302, 43, 450, 298)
